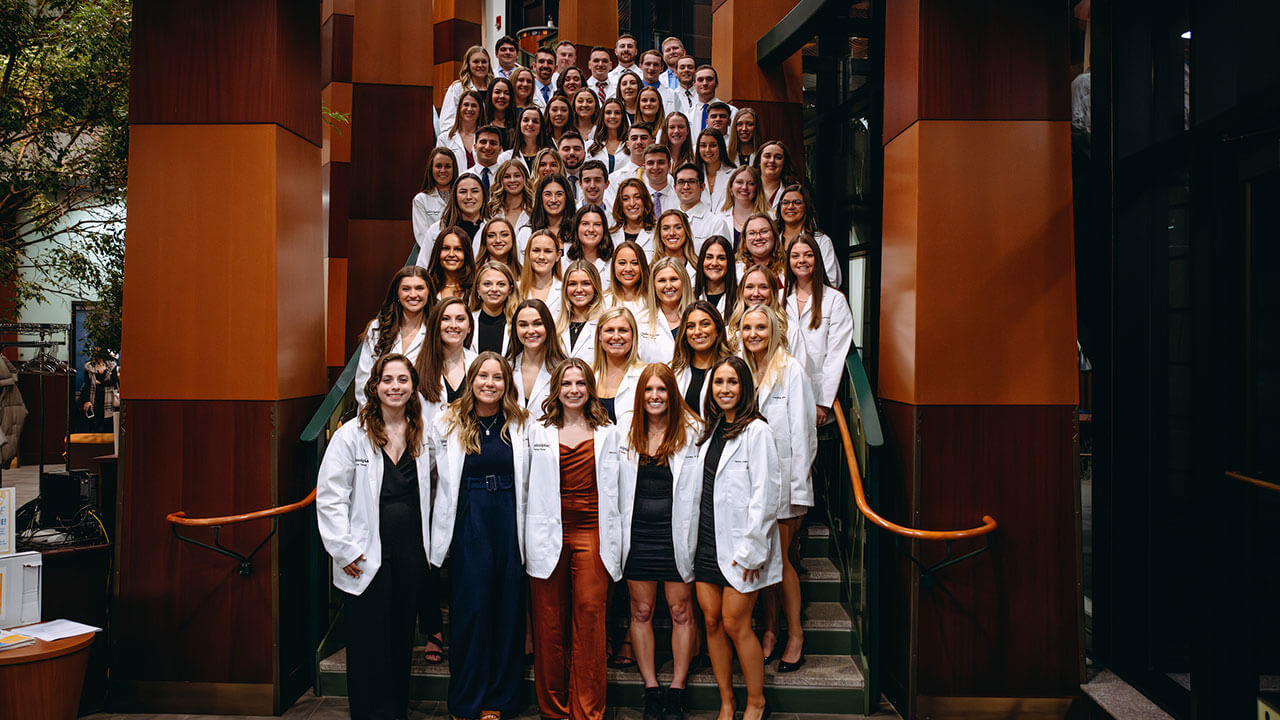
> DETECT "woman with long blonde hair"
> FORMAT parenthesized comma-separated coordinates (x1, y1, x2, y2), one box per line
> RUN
(506, 298, 566, 413)
(726, 108, 762, 168)
(606, 240, 653, 322)
(558, 260, 605, 362)
(727, 264, 809, 370)
(718, 166, 770, 249)
(440, 45, 493, 134)
(486, 159, 533, 229)
(736, 304, 816, 671)
(469, 260, 518, 354)
(519, 229, 565, 318)
(429, 352, 530, 720)
(475, 217, 522, 276)
(592, 306, 645, 430)
(638, 257, 692, 364)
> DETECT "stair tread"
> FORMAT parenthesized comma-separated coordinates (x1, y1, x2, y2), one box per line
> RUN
(320, 649, 863, 690)
(800, 556, 841, 582)
(650, 601, 851, 631)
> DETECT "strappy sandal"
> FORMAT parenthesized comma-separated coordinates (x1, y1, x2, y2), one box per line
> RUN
(423, 633, 445, 664)
(608, 638, 637, 670)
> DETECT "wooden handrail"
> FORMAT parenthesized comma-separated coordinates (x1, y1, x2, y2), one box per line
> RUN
(1226, 471, 1280, 494)
(833, 403, 997, 541)
(166, 488, 317, 527)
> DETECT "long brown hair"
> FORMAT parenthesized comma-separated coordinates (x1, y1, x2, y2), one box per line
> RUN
(359, 354, 425, 456)
(416, 297, 473, 403)
(737, 211, 784, 274)
(538, 358, 612, 429)
(670, 300, 731, 374)
(425, 226, 477, 300)
(362, 266, 431, 360)
(783, 233, 831, 330)
(698, 356, 765, 445)
(506, 299, 567, 368)
(443, 352, 528, 454)
(628, 363, 696, 461)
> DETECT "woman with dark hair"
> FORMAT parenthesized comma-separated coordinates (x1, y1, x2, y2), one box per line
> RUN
(422, 226, 477, 302)
(567, 205, 615, 289)
(718, 166, 769, 248)
(606, 240, 653, 322)
(476, 217, 522, 274)
(533, 147, 567, 183)
(415, 297, 477, 408)
(588, 99, 630, 172)
(619, 363, 703, 720)
(696, 129, 735, 211)
(572, 88, 602, 144)
(653, 209, 698, 271)
(415, 174, 490, 265)
(783, 234, 854, 426)
(507, 298, 567, 413)
(693, 235, 739, 320)
(527, 357, 622, 720)
(429, 352, 530, 720)
(610, 178, 656, 256)
(354, 266, 432, 406)
(501, 106, 554, 172)
(440, 45, 493, 134)
(752, 140, 801, 212)
(776, 183, 841, 286)
(557, 261, 605, 362)
(546, 95, 573, 144)
(671, 300, 733, 417)
(737, 304, 817, 671)
(440, 89, 488, 170)
(317, 353, 434, 720)
(413, 147, 458, 249)
(737, 212, 785, 277)
(555, 65, 586, 99)
(530, 174, 577, 248)
(694, 355, 780, 720)
(485, 77, 519, 145)
(615, 70, 642, 122)
(727, 108, 762, 168)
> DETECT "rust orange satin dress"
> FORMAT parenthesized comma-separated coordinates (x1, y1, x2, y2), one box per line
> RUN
(530, 437, 611, 720)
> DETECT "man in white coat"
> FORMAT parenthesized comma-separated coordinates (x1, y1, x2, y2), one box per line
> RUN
(494, 36, 521, 79)
(689, 66, 737, 135)
(607, 34, 639, 83)
(532, 47, 557, 109)
(641, 145, 678, 216)
(674, 163, 731, 254)
(586, 47, 616, 103)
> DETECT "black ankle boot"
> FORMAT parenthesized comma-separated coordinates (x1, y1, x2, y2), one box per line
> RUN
(642, 686, 664, 720)
(662, 687, 686, 720)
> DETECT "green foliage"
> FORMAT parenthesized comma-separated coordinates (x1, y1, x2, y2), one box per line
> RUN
(0, 0, 129, 356)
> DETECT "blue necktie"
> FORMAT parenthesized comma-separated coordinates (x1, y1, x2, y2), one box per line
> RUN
(652, 190, 662, 213)
(701, 103, 709, 130)
(666, 69, 677, 89)
(480, 167, 490, 193)
(541, 85, 550, 103)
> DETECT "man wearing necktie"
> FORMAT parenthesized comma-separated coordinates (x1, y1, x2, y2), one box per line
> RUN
(675, 56, 697, 116)
(660, 37, 685, 89)
(587, 47, 615, 103)
(532, 48, 556, 108)
(494, 36, 520, 80)
(558, 132, 587, 200)
(642, 145, 676, 216)
(466, 126, 504, 194)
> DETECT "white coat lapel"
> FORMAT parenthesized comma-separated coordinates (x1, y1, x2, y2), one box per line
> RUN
(715, 428, 741, 478)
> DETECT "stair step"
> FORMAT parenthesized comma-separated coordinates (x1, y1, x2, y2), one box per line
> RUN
(647, 602, 855, 656)
(318, 649, 864, 713)
(802, 522, 831, 558)
(799, 556, 847, 602)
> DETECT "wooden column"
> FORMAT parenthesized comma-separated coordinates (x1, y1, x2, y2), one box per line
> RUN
(323, 0, 354, 378)
(879, 2, 1080, 716)
(558, 0, 618, 54)
(345, 0, 436, 358)
(119, 0, 324, 713)
(711, 0, 803, 173)
(434, 0, 482, 108)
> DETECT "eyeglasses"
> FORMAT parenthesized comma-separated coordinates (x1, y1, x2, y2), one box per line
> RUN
(745, 229, 773, 238)
(780, 199, 804, 208)
(674, 178, 701, 186)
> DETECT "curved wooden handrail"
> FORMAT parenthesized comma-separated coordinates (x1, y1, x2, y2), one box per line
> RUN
(1226, 471, 1280, 494)
(833, 402, 997, 541)
(166, 488, 317, 527)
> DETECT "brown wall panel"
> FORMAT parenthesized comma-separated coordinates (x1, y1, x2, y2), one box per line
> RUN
(911, 404, 1080, 695)
(734, 100, 805, 177)
(326, 258, 350, 368)
(324, 161, 351, 258)
(116, 400, 277, 683)
(349, 83, 434, 220)
(879, 123, 920, 404)
(352, 0, 435, 86)
(322, 13, 354, 86)
(131, 0, 320, 145)
(558, 0, 620, 49)
(274, 129, 327, 400)
(879, 400, 920, 705)
(434, 19, 483, 67)
(884, 0, 921, 143)
(344, 220, 414, 358)
(322, 82, 353, 165)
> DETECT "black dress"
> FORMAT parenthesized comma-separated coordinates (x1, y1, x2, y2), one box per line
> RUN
(683, 366, 707, 415)
(694, 423, 730, 586)
(600, 396, 617, 423)
(477, 311, 506, 353)
(624, 456, 681, 582)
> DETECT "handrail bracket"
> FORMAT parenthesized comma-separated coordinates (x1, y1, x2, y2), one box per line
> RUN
(897, 534, 993, 589)
(171, 519, 278, 576)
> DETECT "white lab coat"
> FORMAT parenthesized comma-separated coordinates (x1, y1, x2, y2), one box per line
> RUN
(353, 320, 427, 406)
(785, 289, 855, 408)
(698, 419, 781, 593)
(603, 365, 644, 436)
(525, 422, 623, 581)
(587, 146, 628, 176)
(618, 434, 702, 582)
(645, 181, 679, 217)
(523, 278, 562, 321)
(428, 412, 531, 567)
(470, 309, 512, 355)
(316, 418, 434, 595)
(437, 81, 471, 139)
(674, 365, 709, 418)
(560, 315, 599, 362)
(412, 191, 447, 248)
(436, 131, 474, 171)
(682, 202, 732, 254)
(475, 214, 531, 257)
(422, 347, 479, 415)
(513, 354, 554, 415)
(701, 166, 735, 214)
(610, 227, 653, 258)
(752, 355, 817, 514)
(636, 317, 677, 364)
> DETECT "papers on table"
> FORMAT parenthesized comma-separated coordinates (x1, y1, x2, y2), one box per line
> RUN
(18, 619, 100, 642)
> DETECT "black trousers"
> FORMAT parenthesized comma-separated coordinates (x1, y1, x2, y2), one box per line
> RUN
(343, 502, 429, 720)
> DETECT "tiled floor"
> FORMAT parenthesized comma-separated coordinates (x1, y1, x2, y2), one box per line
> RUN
(78, 692, 902, 719)
(0, 463, 40, 507)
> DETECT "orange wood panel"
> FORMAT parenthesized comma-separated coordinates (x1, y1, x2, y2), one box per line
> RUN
(322, 82, 353, 165)
(436, 63, 461, 106)
(274, 128, 326, 400)
(558, 0, 619, 49)
(433, 0, 483, 25)
(884, 0, 921, 143)
(323, 0, 354, 18)
(326, 258, 349, 367)
(879, 122, 920, 404)
(878, 120, 1077, 407)
(352, 0, 435, 86)
(711, 0, 801, 106)
(124, 124, 324, 401)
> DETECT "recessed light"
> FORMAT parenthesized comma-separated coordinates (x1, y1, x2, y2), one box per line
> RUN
(1181, 30, 1191, 39)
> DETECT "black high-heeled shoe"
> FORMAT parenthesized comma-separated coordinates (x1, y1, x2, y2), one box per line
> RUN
(777, 650, 806, 673)
(763, 646, 783, 664)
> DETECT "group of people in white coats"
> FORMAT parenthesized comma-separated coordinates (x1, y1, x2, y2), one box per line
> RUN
(318, 26, 857, 720)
